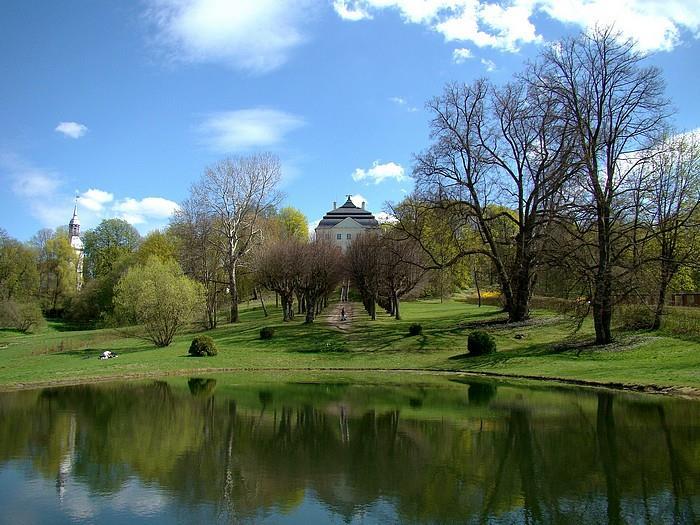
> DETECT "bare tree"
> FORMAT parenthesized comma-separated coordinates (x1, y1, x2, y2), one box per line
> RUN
(379, 233, 427, 320)
(403, 76, 574, 322)
(170, 197, 224, 329)
(298, 240, 343, 323)
(192, 154, 282, 323)
(256, 239, 304, 321)
(531, 26, 669, 343)
(346, 233, 382, 320)
(647, 133, 700, 328)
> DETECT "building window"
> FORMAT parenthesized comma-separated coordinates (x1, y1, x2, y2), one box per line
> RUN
(346, 233, 352, 240)
(336, 233, 342, 240)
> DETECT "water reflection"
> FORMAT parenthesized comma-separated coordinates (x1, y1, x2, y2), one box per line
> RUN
(0, 377, 698, 524)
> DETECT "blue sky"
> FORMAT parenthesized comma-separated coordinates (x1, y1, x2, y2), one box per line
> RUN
(1, 0, 699, 240)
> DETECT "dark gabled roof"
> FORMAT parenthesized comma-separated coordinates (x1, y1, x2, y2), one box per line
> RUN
(316, 197, 380, 229)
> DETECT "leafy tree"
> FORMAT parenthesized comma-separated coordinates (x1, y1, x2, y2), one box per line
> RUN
(30, 229, 77, 313)
(113, 257, 204, 347)
(274, 207, 308, 241)
(83, 218, 141, 279)
(135, 230, 177, 265)
(0, 234, 39, 301)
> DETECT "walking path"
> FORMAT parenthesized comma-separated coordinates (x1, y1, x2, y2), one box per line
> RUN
(327, 302, 355, 332)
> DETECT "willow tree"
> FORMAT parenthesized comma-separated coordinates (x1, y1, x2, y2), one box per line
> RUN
(191, 154, 282, 323)
(530, 26, 669, 344)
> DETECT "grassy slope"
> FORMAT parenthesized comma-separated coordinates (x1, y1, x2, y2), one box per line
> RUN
(0, 299, 698, 391)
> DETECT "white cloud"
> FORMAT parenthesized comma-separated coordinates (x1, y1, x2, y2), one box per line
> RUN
(333, 0, 372, 21)
(481, 58, 496, 72)
(199, 108, 305, 152)
(376, 211, 398, 224)
(147, 0, 315, 73)
(79, 188, 114, 212)
(350, 193, 368, 208)
(333, 1, 700, 54)
(112, 197, 180, 225)
(55, 122, 88, 139)
(352, 160, 406, 184)
(389, 96, 418, 112)
(452, 47, 473, 63)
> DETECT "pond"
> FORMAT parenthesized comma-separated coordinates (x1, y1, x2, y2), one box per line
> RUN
(0, 374, 698, 524)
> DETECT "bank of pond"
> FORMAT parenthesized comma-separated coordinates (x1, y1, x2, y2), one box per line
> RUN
(0, 373, 698, 524)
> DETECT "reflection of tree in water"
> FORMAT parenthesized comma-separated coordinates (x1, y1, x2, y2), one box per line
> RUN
(1, 381, 699, 523)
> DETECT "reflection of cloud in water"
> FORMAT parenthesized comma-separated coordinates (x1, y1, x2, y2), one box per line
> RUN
(60, 476, 170, 520)
(110, 479, 171, 516)
(62, 483, 98, 521)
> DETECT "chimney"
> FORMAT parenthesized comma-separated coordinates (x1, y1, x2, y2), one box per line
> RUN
(361, 201, 366, 209)
(333, 201, 337, 209)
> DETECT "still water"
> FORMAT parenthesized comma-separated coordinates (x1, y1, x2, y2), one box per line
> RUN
(0, 374, 698, 524)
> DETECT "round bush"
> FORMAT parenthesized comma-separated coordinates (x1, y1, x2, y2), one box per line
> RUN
(188, 335, 218, 357)
(260, 326, 275, 340)
(467, 330, 497, 356)
(408, 323, 423, 336)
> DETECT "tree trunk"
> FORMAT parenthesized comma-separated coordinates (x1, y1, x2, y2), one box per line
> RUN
(474, 267, 481, 308)
(653, 262, 673, 330)
(305, 295, 316, 324)
(229, 262, 239, 323)
(393, 291, 401, 320)
(256, 287, 267, 317)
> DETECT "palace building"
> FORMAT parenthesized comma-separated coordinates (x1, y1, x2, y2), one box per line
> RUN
(315, 196, 380, 251)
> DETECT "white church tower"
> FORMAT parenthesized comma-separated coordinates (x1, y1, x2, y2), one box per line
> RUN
(68, 199, 84, 290)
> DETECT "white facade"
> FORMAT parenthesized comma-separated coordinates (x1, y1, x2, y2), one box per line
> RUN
(314, 196, 380, 252)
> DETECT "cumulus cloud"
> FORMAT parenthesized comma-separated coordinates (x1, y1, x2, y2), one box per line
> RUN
(452, 47, 473, 63)
(147, 0, 315, 73)
(334, 0, 372, 21)
(481, 58, 497, 72)
(55, 122, 88, 139)
(352, 161, 406, 184)
(199, 108, 305, 152)
(333, 0, 700, 53)
(79, 188, 114, 212)
(112, 197, 180, 225)
(376, 211, 398, 224)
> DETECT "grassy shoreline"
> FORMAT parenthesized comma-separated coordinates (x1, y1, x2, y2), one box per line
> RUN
(1, 300, 698, 396)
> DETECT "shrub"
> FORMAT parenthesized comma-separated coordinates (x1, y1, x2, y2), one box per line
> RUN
(188, 335, 218, 357)
(0, 300, 45, 333)
(408, 323, 423, 336)
(260, 326, 275, 340)
(617, 304, 655, 330)
(467, 330, 497, 356)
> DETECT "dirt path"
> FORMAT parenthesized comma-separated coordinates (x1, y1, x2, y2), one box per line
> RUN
(327, 302, 355, 332)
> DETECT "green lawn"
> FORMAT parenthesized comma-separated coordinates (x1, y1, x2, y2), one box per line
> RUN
(0, 299, 698, 393)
